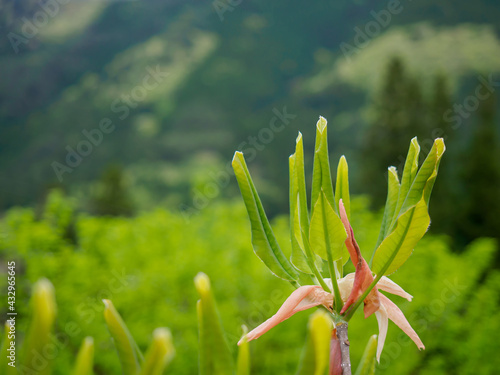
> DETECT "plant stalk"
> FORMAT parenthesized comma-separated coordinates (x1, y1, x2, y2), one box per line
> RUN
(335, 322, 352, 375)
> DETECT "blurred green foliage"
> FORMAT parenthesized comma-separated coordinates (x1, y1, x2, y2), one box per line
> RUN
(1, 2, 500, 252)
(1, 191, 499, 374)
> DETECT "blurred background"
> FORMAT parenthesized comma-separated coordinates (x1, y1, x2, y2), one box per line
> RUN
(0, 0, 499, 374)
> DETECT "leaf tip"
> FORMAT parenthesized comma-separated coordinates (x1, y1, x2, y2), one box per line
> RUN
(232, 151, 243, 163)
(194, 272, 211, 296)
(434, 137, 446, 153)
(296, 131, 303, 142)
(317, 116, 327, 132)
(238, 325, 249, 346)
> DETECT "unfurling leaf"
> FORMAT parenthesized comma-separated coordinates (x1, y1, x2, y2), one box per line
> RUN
(236, 326, 250, 375)
(290, 139, 312, 275)
(335, 156, 351, 220)
(195, 273, 234, 375)
(372, 199, 430, 276)
(232, 151, 299, 281)
(103, 299, 142, 375)
(311, 117, 336, 214)
(22, 279, 57, 375)
(309, 192, 347, 265)
(354, 335, 378, 375)
(296, 310, 332, 375)
(140, 328, 175, 375)
(72, 337, 94, 375)
(374, 167, 400, 251)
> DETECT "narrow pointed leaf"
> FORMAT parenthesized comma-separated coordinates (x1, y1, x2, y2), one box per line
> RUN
(195, 273, 234, 375)
(72, 337, 94, 375)
(309, 192, 348, 264)
(399, 139, 445, 216)
(354, 335, 378, 375)
(296, 310, 332, 375)
(232, 151, 299, 281)
(22, 279, 57, 375)
(236, 326, 250, 375)
(388, 138, 420, 232)
(294, 132, 310, 231)
(139, 328, 175, 375)
(335, 156, 351, 220)
(290, 155, 312, 274)
(103, 299, 142, 375)
(372, 199, 430, 275)
(311, 117, 335, 214)
(373, 167, 400, 252)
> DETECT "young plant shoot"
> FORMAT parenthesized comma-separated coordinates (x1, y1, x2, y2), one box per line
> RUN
(232, 116, 445, 374)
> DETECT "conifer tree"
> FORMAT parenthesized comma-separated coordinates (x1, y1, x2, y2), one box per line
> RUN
(361, 57, 424, 207)
(459, 93, 500, 243)
(91, 165, 134, 216)
(426, 74, 455, 235)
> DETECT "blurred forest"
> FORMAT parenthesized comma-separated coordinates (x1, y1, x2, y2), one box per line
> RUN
(0, 0, 499, 247)
(1, 0, 500, 373)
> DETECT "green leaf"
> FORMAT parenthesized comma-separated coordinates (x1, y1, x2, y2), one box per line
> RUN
(335, 156, 351, 220)
(399, 138, 446, 216)
(236, 326, 250, 375)
(290, 133, 313, 274)
(387, 137, 420, 232)
(1, 322, 16, 375)
(103, 299, 142, 375)
(373, 167, 400, 253)
(22, 278, 57, 375)
(72, 337, 94, 375)
(354, 335, 378, 375)
(387, 137, 420, 234)
(311, 117, 335, 215)
(309, 191, 348, 264)
(296, 310, 332, 375)
(232, 151, 299, 281)
(294, 132, 310, 231)
(290, 192, 312, 274)
(195, 273, 234, 375)
(372, 199, 430, 276)
(139, 328, 175, 375)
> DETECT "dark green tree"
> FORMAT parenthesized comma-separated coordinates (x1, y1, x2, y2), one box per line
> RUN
(360, 57, 425, 207)
(91, 165, 134, 216)
(458, 93, 500, 244)
(426, 74, 455, 235)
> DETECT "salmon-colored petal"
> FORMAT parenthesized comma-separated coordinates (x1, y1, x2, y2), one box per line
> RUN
(363, 290, 380, 318)
(329, 329, 342, 375)
(240, 286, 332, 345)
(375, 303, 388, 362)
(378, 277, 413, 301)
(338, 200, 380, 317)
(338, 199, 360, 265)
(327, 274, 354, 302)
(379, 294, 425, 350)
